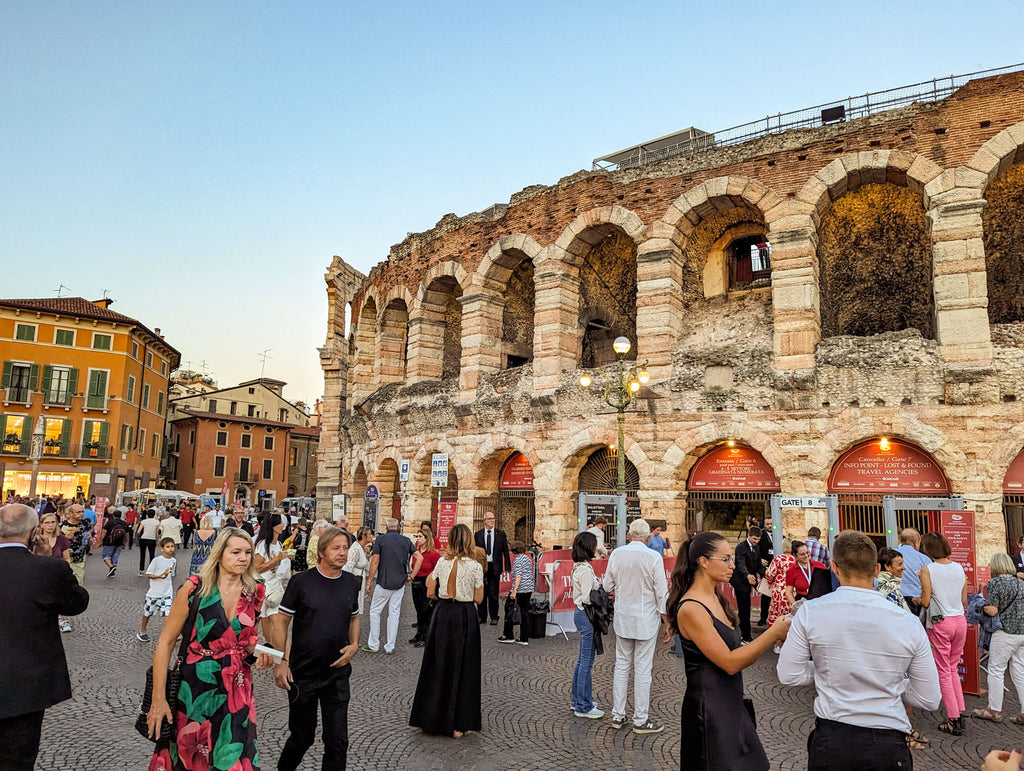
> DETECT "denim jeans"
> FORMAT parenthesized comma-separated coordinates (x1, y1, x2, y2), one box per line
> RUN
(571, 608, 595, 712)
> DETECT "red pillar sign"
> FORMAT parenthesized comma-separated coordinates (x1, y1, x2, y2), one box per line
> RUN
(941, 510, 980, 694)
(435, 501, 457, 550)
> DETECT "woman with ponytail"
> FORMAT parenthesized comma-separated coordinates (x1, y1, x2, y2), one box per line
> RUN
(669, 531, 790, 770)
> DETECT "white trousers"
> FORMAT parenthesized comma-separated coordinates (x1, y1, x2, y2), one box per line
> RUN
(988, 629, 1024, 713)
(367, 585, 405, 653)
(612, 634, 658, 725)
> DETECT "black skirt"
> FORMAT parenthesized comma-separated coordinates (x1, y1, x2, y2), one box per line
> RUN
(409, 598, 482, 735)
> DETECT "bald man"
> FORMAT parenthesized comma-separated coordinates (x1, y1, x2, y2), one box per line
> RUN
(896, 528, 932, 613)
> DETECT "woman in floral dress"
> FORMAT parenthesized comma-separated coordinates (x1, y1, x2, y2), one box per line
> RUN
(763, 537, 795, 654)
(147, 527, 272, 771)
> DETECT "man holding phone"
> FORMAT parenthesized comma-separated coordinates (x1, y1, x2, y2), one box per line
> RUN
(271, 526, 360, 771)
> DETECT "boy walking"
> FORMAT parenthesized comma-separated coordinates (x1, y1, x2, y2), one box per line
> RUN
(138, 537, 177, 642)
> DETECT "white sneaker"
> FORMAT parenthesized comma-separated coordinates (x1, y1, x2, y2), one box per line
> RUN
(59, 619, 72, 633)
(773, 644, 782, 655)
(574, 707, 605, 719)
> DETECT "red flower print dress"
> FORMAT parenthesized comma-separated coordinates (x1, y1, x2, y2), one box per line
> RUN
(149, 576, 265, 771)
(764, 553, 796, 625)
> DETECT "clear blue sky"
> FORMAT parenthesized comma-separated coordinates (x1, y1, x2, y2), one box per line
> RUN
(3, 2, 1022, 406)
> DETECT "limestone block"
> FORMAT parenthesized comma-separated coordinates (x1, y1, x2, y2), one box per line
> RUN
(796, 176, 829, 208)
(772, 282, 816, 313)
(583, 206, 613, 229)
(726, 176, 748, 200)
(1005, 121, 1024, 149)
(933, 273, 969, 305)
(924, 168, 958, 202)
(967, 270, 989, 299)
(954, 167, 989, 192)
(935, 307, 992, 346)
(908, 155, 944, 195)
(887, 150, 917, 173)
(704, 176, 729, 202)
(682, 186, 710, 220)
(968, 146, 1004, 182)
(840, 155, 863, 193)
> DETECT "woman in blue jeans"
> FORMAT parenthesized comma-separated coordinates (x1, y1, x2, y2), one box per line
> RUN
(571, 531, 602, 718)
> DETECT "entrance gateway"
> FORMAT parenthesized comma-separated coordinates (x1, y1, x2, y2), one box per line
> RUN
(685, 443, 781, 540)
(472, 452, 537, 545)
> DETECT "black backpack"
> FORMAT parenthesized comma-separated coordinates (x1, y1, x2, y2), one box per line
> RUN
(105, 519, 127, 545)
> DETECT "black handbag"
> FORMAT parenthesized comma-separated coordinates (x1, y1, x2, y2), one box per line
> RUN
(504, 594, 521, 624)
(134, 581, 203, 742)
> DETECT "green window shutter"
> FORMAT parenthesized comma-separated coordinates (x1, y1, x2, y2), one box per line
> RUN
(28, 364, 40, 391)
(60, 419, 72, 454)
(68, 369, 79, 404)
(98, 421, 109, 451)
(1, 362, 10, 388)
(82, 419, 94, 446)
(20, 418, 32, 444)
(128, 425, 134, 450)
(41, 366, 53, 401)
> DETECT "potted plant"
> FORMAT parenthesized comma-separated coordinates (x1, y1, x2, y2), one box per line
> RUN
(44, 437, 61, 455)
(83, 440, 101, 458)
(2, 432, 20, 452)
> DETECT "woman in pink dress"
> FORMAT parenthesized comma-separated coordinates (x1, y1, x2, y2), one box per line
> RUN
(764, 537, 795, 654)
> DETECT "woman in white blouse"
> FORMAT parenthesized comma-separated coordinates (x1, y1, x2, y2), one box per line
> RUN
(343, 526, 373, 613)
(409, 523, 484, 738)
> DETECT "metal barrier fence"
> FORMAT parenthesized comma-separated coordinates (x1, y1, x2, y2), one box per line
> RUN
(593, 63, 1024, 171)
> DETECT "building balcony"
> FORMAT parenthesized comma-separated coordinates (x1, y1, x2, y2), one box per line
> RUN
(0, 441, 111, 460)
(234, 473, 259, 485)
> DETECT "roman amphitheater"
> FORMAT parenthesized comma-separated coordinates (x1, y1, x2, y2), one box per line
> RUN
(317, 66, 1024, 562)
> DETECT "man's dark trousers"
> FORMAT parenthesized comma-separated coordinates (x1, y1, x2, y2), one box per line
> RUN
(808, 717, 911, 771)
(758, 590, 770, 624)
(479, 569, 500, 624)
(735, 585, 752, 641)
(0, 711, 45, 771)
(278, 671, 350, 771)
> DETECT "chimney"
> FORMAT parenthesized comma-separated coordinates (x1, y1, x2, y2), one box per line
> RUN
(93, 298, 113, 309)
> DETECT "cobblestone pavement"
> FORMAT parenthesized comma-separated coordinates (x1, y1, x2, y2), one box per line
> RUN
(34, 551, 1023, 770)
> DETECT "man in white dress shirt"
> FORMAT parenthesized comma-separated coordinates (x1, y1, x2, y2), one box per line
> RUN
(603, 518, 668, 734)
(585, 516, 608, 558)
(778, 530, 940, 770)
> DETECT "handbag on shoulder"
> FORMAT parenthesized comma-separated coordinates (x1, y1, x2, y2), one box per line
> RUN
(134, 581, 203, 742)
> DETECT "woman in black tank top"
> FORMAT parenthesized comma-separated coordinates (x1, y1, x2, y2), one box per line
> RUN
(668, 532, 790, 770)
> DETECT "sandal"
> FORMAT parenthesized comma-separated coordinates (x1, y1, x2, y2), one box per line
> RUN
(937, 719, 963, 736)
(905, 735, 926, 751)
(908, 729, 930, 745)
(1011, 714, 1024, 726)
(972, 708, 1003, 723)
(452, 731, 465, 739)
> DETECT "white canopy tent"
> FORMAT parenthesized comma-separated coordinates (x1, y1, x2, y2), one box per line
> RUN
(115, 488, 200, 505)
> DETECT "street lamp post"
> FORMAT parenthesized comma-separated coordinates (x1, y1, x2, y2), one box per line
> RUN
(28, 415, 46, 497)
(580, 337, 649, 548)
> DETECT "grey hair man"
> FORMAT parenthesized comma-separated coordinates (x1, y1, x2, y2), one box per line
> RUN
(603, 518, 669, 734)
(363, 518, 417, 654)
(896, 528, 932, 613)
(0, 504, 90, 770)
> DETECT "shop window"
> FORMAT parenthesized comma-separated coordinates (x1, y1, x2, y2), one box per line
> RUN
(214, 456, 226, 477)
(241, 434, 252, 449)
(14, 324, 36, 342)
(92, 333, 112, 350)
(54, 329, 75, 346)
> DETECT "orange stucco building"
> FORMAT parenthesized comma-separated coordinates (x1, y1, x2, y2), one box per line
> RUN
(0, 297, 180, 500)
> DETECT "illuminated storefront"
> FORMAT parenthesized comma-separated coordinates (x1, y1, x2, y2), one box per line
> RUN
(3, 469, 92, 498)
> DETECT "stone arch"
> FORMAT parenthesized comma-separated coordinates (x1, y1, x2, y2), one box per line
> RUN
(349, 292, 379, 404)
(408, 261, 468, 383)
(659, 176, 783, 249)
(464, 433, 540, 491)
(664, 419, 794, 488)
(548, 205, 647, 268)
(549, 424, 648, 498)
(350, 459, 368, 500)
(966, 119, 1024, 194)
(975, 128, 1024, 324)
(376, 292, 411, 385)
(372, 456, 402, 523)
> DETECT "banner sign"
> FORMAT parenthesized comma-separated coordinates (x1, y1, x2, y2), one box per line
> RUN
(828, 439, 951, 494)
(499, 452, 534, 490)
(92, 496, 108, 543)
(689, 445, 781, 491)
(435, 500, 457, 549)
(399, 459, 410, 482)
(431, 453, 449, 488)
(941, 509, 977, 593)
(537, 550, 677, 612)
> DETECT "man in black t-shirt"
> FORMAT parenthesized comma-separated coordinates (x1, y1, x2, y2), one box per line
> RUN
(272, 526, 360, 771)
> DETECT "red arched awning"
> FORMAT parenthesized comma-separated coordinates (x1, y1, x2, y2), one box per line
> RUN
(828, 439, 951, 494)
(1004, 449, 1024, 493)
(687, 445, 781, 491)
(499, 452, 534, 490)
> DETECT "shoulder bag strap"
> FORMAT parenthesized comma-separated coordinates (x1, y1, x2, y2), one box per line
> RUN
(173, 580, 203, 669)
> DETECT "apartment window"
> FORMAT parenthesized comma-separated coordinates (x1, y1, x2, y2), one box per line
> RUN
(152, 433, 160, 458)
(138, 428, 147, 454)
(42, 417, 69, 455)
(248, 388, 255, 394)
(239, 457, 250, 479)
(175, 433, 181, 452)
(120, 424, 133, 451)
(188, 429, 195, 445)
(264, 436, 274, 451)
(230, 401, 237, 415)
(279, 408, 288, 422)
(247, 405, 256, 417)
(127, 376, 136, 404)
(1, 415, 26, 451)
(14, 324, 36, 342)
(160, 361, 166, 375)
(240, 433, 252, 449)
(214, 456, 226, 477)
(85, 370, 108, 409)
(142, 383, 151, 409)
(146, 352, 153, 368)
(208, 399, 218, 413)
(157, 391, 164, 415)
(82, 420, 109, 456)
(262, 459, 273, 480)
(131, 341, 139, 359)
(216, 431, 228, 446)
(4, 362, 36, 403)
(43, 366, 76, 406)
(54, 329, 75, 346)
(92, 333, 112, 350)
(290, 447, 298, 466)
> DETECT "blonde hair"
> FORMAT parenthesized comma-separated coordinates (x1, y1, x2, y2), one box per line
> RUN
(990, 551, 1017, 578)
(781, 537, 792, 555)
(196, 527, 259, 598)
(199, 515, 214, 530)
(419, 525, 435, 552)
(444, 523, 475, 559)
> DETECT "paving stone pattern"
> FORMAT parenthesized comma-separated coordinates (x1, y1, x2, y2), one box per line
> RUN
(36, 552, 1022, 769)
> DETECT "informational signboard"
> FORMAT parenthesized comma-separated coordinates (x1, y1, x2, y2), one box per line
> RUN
(828, 439, 951, 493)
(435, 500, 457, 549)
(689, 445, 781, 491)
(331, 494, 346, 522)
(779, 496, 828, 509)
(941, 510, 977, 592)
(365, 485, 379, 500)
(499, 452, 534, 490)
(361, 498, 380, 533)
(399, 459, 410, 483)
(431, 453, 449, 488)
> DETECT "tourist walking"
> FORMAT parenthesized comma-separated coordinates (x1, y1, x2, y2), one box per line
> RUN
(178, 505, 194, 548)
(343, 526, 372, 614)
(671, 531, 789, 770)
(410, 528, 441, 646)
(254, 513, 290, 640)
(158, 508, 183, 548)
(60, 502, 92, 595)
(571, 531, 603, 719)
(730, 526, 763, 643)
(145, 526, 271, 769)
(137, 538, 176, 641)
(32, 511, 71, 561)
(764, 537, 795, 654)
(498, 540, 534, 645)
(896, 528, 932, 613)
(474, 511, 511, 625)
(919, 531, 968, 735)
(409, 523, 484, 737)
(189, 515, 217, 577)
(604, 518, 668, 733)
(272, 526, 361, 771)
(100, 509, 129, 577)
(137, 509, 160, 575)
(785, 541, 826, 604)
(308, 518, 332, 571)
(877, 547, 911, 612)
(778, 531, 940, 771)
(974, 552, 1024, 724)
(0, 503, 90, 771)
(364, 518, 416, 654)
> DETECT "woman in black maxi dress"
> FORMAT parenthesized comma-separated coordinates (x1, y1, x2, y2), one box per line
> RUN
(668, 532, 790, 771)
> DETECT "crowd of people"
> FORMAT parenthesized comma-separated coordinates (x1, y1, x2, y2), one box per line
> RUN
(4, 492, 1024, 771)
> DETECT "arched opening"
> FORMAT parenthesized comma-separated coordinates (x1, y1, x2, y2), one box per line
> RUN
(577, 446, 639, 549)
(416, 275, 463, 381)
(350, 298, 378, 402)
(375, 458, 402, 526)
(578, 229, 637, 367)
(377, 299, 409, 384)
(818, 184, 933, 338)
(683, 209, 771, 302)
(1002, 448, 1024, 552)
(502, 259, 535, 369)
(471, 451, 536, 544)
(828, 438, 951, 543)
(684, 443, 780, 537)
(352, 461, 367, 499)
(343, 302, 352, 338)
(984, 161, 1024, 324)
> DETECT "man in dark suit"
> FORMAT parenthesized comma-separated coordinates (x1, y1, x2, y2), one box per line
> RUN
(756, 518, 775, 625)
(474, 511, 511, 625)
(729, 526, 762, 643)
(0, 503, 90, 770)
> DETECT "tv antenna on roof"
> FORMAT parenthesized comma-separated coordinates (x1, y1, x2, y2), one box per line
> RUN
(101, 288, 111, 299)
(257, 349, 273, 379)
(53, 284, 70, 298)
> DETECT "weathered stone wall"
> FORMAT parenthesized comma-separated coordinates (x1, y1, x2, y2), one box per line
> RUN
(319, 70, 1024, 566)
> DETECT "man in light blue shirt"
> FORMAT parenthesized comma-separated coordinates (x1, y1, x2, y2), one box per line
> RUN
(896, 528, 932, 612)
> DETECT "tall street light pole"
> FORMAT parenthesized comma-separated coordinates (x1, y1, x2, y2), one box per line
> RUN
(580, 336, 649, 549)
(28, 415, 46, 497)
